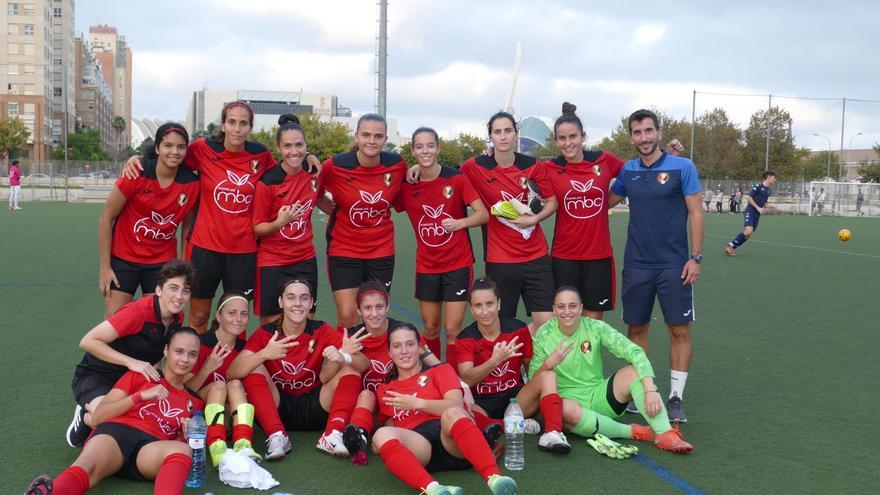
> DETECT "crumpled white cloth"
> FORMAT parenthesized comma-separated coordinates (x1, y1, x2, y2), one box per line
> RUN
(497, 216, 535, 240)
(218, 448, 280, 490)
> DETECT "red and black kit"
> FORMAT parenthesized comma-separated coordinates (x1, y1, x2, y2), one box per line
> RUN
(191, 331, 248, 388)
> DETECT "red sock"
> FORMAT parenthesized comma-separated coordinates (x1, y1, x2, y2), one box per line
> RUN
(350, 406, 376, 436)
(232, 424, 253, 444)
(243, 373, 285, 436)
(52, 466, 89, 495)
(450, 417, 501, 481)
(540, 393, 563, 433)
(324, 374, 361, 435)
(207, 423, 226, 448)
(445, 342, 457, 368)
(378, 439, 436, 491)
(472, 410, 503, 432)
(424, 336, 441, 359)
(154, 452, 191, 495)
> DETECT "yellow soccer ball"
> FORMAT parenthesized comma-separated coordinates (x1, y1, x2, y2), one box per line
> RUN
(608, 210, 614, 216)
(838, 229, 852, 241)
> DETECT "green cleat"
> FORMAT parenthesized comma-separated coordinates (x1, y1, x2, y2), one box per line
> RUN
(208, 440, 227, 468)
(487, 474, 519, 495)
(233, 438, 263, 462)
(423, 483, 463, 495)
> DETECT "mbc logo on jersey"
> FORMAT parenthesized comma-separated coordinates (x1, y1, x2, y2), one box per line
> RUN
(476, 361, 520, 395)
(500, 190, 526, 204)
(271, 360, 316, 391)
(418, 204, 454, 247)
(362, 359, 394, 392)
(279, 200, 313, 240)
(214, 170, 254, 214)
(138, 399, 183, 436)
(350, 190, 390, 227)
(133, 211, 178, 241)
(564, 179, 604, 219)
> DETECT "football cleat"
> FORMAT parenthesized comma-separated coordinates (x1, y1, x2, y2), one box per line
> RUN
(537, 430, 571, 455)
(265, 431, 292, 461)
(316, 429, 349, 457)
(487, 474, 518, 495)
(654, 425, 693, 454)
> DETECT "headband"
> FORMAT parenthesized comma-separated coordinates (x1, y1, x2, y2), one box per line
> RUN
(357, 289, 388, 305)
(217, 295, 249, 313)
(224, 101, 252, 113)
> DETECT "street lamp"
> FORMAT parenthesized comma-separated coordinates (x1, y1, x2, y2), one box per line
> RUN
(813, 133, 832, 178)
(845, 132, 863, 179)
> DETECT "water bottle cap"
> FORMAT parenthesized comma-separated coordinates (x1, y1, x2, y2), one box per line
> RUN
(509, 398, 516, 403)
(193, 410, 203, 417)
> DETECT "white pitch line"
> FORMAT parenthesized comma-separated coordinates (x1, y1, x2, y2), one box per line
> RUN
(703, 232, 880, 259)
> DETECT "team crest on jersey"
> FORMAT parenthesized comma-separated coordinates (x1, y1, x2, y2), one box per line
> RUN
(383, 173, 393, 186)
(310, 177, 318, 192)
(592, 164, 602, 176)
(177, 193, 188, 206)
(517, 176, 528, 188)
(442, 185, 453, 199)
(251, 160, 260, 173)
(657, 172, 669, 185)
(417, 375, 428, 387)
(581, 341, 592, 354)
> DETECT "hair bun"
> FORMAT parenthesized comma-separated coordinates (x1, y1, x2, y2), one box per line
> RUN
(278, 113, 300, 126)
(561, 102, 577, 115)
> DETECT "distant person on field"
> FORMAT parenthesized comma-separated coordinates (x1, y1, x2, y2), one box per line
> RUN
(713, 188, 724, 213)
(856, 188, 864, 216)
(809, 187, 816, 214)
(608, 109, 704, 423)
(817, 188, 827, 216)
(735, 187, 743, 213)
(725, 171, 777, 256)
(702, 189, 712, 212)
(8, 159, 22, 210)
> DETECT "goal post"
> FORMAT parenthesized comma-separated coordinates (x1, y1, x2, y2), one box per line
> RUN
(808, 181, 880, 217)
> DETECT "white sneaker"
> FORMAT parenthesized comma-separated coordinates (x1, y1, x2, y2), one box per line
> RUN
(316, 429, 349, 457)
(538, 430, 571, 455)
(265, 431, 292, 461)
(523, 418, 542, 435)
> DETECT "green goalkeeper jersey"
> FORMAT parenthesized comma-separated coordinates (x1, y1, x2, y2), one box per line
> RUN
(528, 316, 655, 397)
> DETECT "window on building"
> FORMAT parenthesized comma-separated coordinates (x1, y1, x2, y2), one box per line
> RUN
(53, 57, 61, 65)
(8, 24, 20, 35)
(23, 24, 35, 36)
(7, 64, 20, 75)
(53, 87, 62, 97)
(8, 103, 20, 117)
(23, 4, 35, 16)
(23, 103, 35, 115)
(23, 84, 34, 95)
(23, 64, 35, 75)
(8, 3, 19, 15)
(8, 83, 20, 95)
(8, 43, 19, 54)
(88, 102, 95, 110)
(23, 43, 34, 55)
(53, 7, 62, 17)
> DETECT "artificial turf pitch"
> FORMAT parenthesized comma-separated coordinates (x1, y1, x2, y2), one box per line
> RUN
(2, 203, 877, 494)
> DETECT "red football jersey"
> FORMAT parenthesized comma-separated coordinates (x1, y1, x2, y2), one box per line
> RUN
(191, 331, 248, 388)
(460, 153, 552, 263)
(244, 321, 342, 396)
(184, 138, 275, 254)
(544, 151, 624, 260)
(454, 317, 533, 397)
(376, 364, 461, 430)
(112, 159, 199, 265)
(346, 318, 428, 392)
(103, 371, 204, 441)
(320, 151, 405, 259)
(252, 165, 321, 267)
(394, 167, 480, 274)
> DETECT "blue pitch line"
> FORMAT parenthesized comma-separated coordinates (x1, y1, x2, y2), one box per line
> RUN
(389, 301, 424, 326)
(632, 453, 705, 495)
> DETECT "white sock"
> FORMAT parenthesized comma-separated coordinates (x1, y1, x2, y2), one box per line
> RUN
(670, 370, 688, 400)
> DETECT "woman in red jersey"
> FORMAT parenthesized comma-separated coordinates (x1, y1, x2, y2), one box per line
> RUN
(319, 113, 406, 329)
(371, 323, 518, 495)
(124, 103, 321, 333)
(67, 260, 195, 448)
(186, 291, 259, 467)
(98, 123, 198, 317)
(226, 279, 366, 461)
(394, 127, 488, 363)
(26, 328, 204, 495)
(252, 114, 322, 325)
(317, 280, 440, 461)
(456, 277, 571, 455)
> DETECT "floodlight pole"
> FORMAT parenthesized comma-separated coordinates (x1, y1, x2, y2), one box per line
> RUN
(689, 90, 696, 160)
(764, 94, 771, 171)
(838, 98, 846, 179)
(377, 0, 388, 118)
(847, 131, 863, 178)
(814, 133, 832, 178)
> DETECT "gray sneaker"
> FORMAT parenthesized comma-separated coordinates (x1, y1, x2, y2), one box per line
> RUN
(625, 400, 639, 414)
(666, 393, 688, 423)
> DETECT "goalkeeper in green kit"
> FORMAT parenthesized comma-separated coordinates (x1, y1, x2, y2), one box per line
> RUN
(529, 287, 693, 454)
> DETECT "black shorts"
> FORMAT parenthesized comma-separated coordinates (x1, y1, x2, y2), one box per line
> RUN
(605, 371, 628, 417)
(474, 386, 522, 419)
(412, 419, 472, 473)
(327, 255, 394, 292)
(110, 256, 164, 296)
(190, 245, 256, 299)
(414, 266, 473, 302)
(71, 370, 122, 408)
(552, 256, 616, 312)
(277, 387, 328, 431)
(256, 258, 318, 316)
(90, 422, 159, 482)
(485, 255, 554, 317)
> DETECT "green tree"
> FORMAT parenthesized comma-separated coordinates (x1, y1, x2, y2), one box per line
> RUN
(594, 110, 692, 163)
(0, 117, 30, 172)
(802, 151, 840, 181)
(112, 116, 126, 165)
(52, 128, 111, 161)
(399, 133, 487, 168)
(858, 144, 880, 182)
(693, 108, 743, 179)
(242, 113, 352, 163)
(529, 134, 559, 159)
(741, 106, 806, 179)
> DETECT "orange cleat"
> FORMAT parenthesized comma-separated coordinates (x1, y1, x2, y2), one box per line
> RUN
(630, 424, 656, 442)
(654, 425, 693, 454)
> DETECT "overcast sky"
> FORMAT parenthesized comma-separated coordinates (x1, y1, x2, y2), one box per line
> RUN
(76, 0, 879, 152)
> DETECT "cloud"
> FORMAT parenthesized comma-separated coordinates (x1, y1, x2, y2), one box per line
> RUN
(633, 23, 667, 45)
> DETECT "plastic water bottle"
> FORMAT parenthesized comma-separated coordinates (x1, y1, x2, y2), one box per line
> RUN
(503, 398, 524, 471)
(185, 410, 207, 488)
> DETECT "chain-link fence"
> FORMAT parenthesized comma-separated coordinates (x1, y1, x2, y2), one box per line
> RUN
(1, 160, 122, 202)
